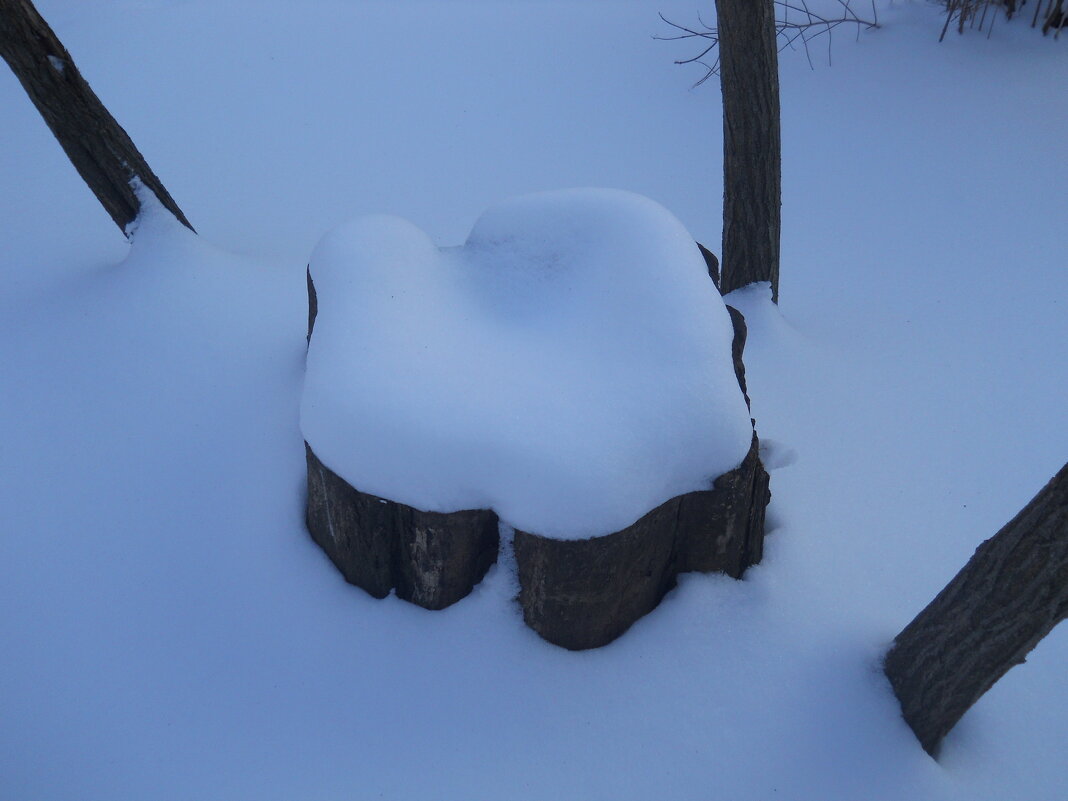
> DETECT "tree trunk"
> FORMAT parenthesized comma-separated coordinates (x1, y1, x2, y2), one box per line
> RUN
(0, 0, 192, 235)
(883, 462, 1068, 757)
(715, 0, 781, 302)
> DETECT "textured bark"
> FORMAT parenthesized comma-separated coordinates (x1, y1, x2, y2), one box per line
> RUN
(715, 0, 781, 302)
(883, 462, 1068, 756)
(513, 497, 682, 651)
(514, 436, 770, 650)
(0, 0, 192, 235)
(305, 443, 394, 598)
(725, 304, 750, 411)
(305, 444, 500, 610)
(304, 259, 769, 641)
(676, 435, 768, 577)
(698, 241, 721, 290)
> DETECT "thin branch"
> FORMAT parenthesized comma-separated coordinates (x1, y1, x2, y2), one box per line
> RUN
(657, 0, 877, 85)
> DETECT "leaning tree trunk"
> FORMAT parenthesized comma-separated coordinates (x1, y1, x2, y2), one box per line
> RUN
(715, 0, 781, 302)
(0, 0, 192, 235)
(883, 462, 1068, 757)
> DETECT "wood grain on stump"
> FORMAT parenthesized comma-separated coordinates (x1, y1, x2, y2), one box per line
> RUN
(514, 435, 769, 650)
(305, 443, 499, 610)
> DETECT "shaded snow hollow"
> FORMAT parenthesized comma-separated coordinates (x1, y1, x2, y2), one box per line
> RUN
(300, 189, 753, 539)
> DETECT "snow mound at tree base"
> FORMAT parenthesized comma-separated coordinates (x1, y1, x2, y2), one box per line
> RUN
(300, 188, 753, 540)
(301, 196, 769, 646)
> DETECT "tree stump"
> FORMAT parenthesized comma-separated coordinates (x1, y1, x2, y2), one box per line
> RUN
(303, 262, 771, 640)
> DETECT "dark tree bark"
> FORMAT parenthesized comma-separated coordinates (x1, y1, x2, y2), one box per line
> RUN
(307, 266, 318, 342)
(305, 443, 500, 610)
(304, 288, 769, 642)
(513, 433, 769, 650)
(697, 241, 720, 290)
(0, 0, 192, 235)
(715, 0, 781, 302)
(883, 462, 1068, 757)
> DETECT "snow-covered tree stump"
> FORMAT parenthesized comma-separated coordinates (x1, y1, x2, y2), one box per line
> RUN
(306, 268, 503, 609)
(304, 293, 768, 633)
(301, 190, 771, 644)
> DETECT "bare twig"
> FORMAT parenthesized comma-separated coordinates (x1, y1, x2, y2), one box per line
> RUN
(658, 0, 877, 85)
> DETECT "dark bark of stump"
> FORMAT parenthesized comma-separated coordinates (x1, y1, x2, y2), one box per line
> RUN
(305, 443, 499, 610)
(0, 0, 192, 235)
(883, 462, 1068, 757)
(715, 0, 781, 302)
(305, 263, 768, 642)
(676, 436, 768, 578)
(514, 436, 770, 650)
(306, 266, 317, 343)
(513, 498, 682, 651)
(725, 304, 750, 411)
(698, 241, 721, 291)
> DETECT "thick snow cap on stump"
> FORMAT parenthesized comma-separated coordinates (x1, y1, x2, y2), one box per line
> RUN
(300, 188, 753, 539)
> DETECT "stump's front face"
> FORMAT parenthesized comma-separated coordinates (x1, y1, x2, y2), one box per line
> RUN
(305, 443, 499, 610)
(513, 435, 770, 650)
(305, 432, 769, 643)
(677, 437, 770, 578)
(513, 498, 682, 651)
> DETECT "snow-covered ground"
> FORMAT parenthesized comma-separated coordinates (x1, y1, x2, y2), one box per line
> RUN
(1, 1, 1065, 799)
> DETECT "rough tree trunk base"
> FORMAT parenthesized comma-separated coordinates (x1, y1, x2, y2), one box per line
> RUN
(305, 443, 500, 610)
(303, 266, 771, 644)
(883, 462, 1068, 757)
(514, 435, 769, 650)
(0, 0, 192, 234)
